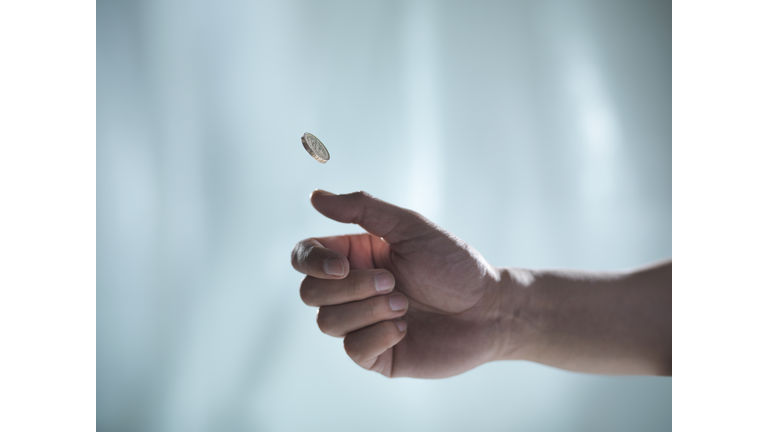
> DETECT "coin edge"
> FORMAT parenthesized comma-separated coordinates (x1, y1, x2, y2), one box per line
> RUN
(301, 133, 330, 163)
(301, 133, 329, 164)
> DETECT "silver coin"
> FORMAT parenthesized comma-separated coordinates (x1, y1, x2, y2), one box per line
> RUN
(301, 132, 330, 164)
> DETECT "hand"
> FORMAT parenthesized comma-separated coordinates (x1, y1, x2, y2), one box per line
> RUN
(291, 190, 507, 378)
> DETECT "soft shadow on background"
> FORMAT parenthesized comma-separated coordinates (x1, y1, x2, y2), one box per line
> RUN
(97, 0, 671, 431)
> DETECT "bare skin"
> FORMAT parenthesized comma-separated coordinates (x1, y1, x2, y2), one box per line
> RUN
(291, 190, 671, 378)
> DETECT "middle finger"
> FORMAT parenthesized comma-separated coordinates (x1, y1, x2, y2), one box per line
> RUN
(300, 269, 396, 307)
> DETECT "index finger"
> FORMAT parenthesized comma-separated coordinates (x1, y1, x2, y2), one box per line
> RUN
(310, 190, 434, 245)
(291, 238, 350, 279)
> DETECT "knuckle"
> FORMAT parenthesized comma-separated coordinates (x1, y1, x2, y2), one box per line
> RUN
(386, 322, 402, 343)
(379, 321, 400, 345)
(316, 308, 331, 334)
(346, 272, 365, 299)
(350, 191, 373, 204)
(316, 308, 340, 337)
(343, 336, 361, 363)
(365, 297, 380, 320)
(299, 277, 314, 305)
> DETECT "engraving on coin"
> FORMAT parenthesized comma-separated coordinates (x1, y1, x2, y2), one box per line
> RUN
(301, 132, 330, 163)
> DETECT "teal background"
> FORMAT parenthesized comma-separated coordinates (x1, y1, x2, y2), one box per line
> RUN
(97, 0, 671, 430)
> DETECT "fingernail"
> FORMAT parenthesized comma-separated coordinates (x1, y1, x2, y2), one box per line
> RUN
(323, 258, 344, 276)
(389, 294, 407, 311)
(314, 189, 336, 197)
(395, 320, 407, 332)
(374, 273, 395, 292)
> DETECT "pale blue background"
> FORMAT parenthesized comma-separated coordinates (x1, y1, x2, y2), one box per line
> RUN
(97, 0, 671, 431)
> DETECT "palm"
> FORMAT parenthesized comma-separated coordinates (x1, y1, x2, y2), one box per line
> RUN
(325, 231, 498, 378)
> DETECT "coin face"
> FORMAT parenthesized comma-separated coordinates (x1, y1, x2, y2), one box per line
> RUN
(301, 132, 330, 164)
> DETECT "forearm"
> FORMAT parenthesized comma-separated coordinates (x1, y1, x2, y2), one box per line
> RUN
(494, 259, 672, 375)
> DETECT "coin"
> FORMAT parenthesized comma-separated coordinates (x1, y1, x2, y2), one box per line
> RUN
(301, 132, 330, 164)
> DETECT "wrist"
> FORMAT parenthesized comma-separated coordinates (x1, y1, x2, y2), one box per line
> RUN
(488, 266, 542, 362)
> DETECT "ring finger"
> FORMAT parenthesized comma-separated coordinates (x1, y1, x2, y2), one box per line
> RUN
(316, 292, 409, 337)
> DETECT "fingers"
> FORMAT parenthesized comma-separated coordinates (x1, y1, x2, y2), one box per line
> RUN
(310, 190, 435, 245)
(344, 320, 407, 369)
(291, 238, 349, 278)
(300, 269, 396, 306)
(316, 292, 408, 337)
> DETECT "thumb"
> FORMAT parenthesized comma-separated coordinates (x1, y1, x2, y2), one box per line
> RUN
(310, 190, 436, 245)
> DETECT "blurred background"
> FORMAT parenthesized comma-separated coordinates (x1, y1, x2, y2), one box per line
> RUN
(97, 0, 670, 430)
